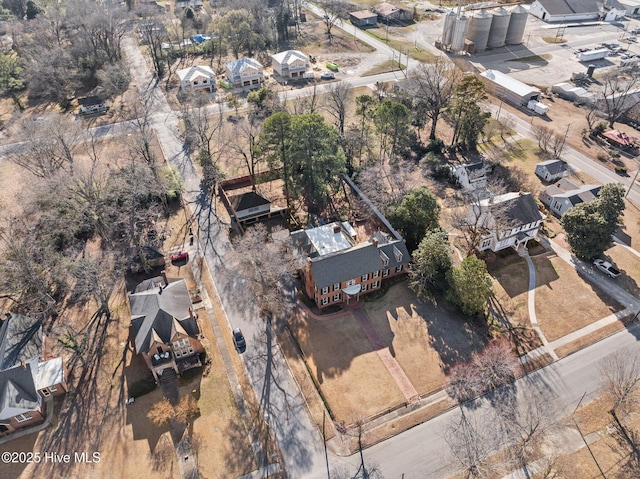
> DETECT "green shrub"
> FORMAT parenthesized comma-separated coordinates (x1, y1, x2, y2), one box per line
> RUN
(597, 153, 609, 162)
(615, 165, 628, 175)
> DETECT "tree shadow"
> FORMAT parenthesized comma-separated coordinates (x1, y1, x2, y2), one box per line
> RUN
(0, 432, 38, 479)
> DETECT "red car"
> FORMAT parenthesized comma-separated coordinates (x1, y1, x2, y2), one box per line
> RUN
(171, 250, 189, 263)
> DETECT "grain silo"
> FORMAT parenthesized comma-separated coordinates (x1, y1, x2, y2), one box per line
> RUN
(487, 7, 511, 49)
(505, 5, 527, 45)
(451, 15, 469, 52)
(466, 9, 492, 52)
(442, 10, 457, 47)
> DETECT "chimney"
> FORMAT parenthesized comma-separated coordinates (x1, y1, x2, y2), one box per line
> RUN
(188, 307, 195, 320)
(372, 238, 379, 247)
(161, 270, 168, 287)
(20, 360, 26, 369)
(333, 224, 341, 234)
(158, 286, 163, 295)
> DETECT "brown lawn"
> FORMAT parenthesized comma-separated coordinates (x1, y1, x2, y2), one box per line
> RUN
(602, 244, 640, 296)
(363, 282, 487, 394)
(289, 310, 405, 422)
(534, 255, 622, 342)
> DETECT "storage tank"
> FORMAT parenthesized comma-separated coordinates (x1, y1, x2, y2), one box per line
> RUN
(443, 10, 457, 47)
(505, 5, 527, 45)
(466, 9, 492, 52)
(487, 8, 510, 49)
(451, 15, 469, 52)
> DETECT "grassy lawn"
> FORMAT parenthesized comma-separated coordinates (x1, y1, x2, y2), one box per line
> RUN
(534, 255, 622, 342)
(363, 282, 487, 391)
(362, 59, 406, 77)
(364, 29, 436, 62)
(289, 310, 405, 422)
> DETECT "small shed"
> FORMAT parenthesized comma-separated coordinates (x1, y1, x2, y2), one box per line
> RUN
(350, 10, 378, 27)
(229, 191, 271, 223)
(535, 159, 568, 182)
(373, 2, 413, 23)
(480, 69, 541, 106)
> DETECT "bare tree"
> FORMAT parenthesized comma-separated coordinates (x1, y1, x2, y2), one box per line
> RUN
(147, 398, 174, 427)
(532, 125, 554, 153)
(70, 253, 122, 320)
(175, 394, 200, 423)
(599, 347, 640, 419)
(411, 57, 460, 141)
(324, 81, 352, 137)
(444, 408, 502, 479)
(11, 113, 84, 178)
(356, 160, 414, 213)
(599, 69, 640, 127)
(227, 224, 301, 318)
(229, 116, 263, 188)
(318, 0, 346, 43)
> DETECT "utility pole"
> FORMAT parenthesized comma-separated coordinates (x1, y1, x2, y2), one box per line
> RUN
(572, 392, 606, 479)
(626, 156, 640, 197)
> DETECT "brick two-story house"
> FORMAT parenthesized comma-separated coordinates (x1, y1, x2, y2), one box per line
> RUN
(130, 274, 204, 383)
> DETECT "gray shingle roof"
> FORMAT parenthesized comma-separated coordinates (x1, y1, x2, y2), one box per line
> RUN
(225, 57, 263, 75)
(0, 314, 42, 371)
(536, 159, 567, 176)
(310, 239, 410, 289)
(489, 193, 544, 227)
(0, 363, 40, 421)
(130, 278, 199, 355)
(229, 191, 270, 212)
(536, 0, 601, 16)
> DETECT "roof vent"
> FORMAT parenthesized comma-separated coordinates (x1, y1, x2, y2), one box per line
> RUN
(333, 224, 341, 234)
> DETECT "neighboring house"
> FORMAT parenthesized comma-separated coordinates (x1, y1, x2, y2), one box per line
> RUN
(78, 96, 109, 115)
(0, 314, 67, 438)
(225, 57, 264, 88)
(292, 175, 411, 309)
(451, 161, 490, 191)
(129, 275, 204, 382)
(176, 0, 203, 9)
(373, 2, 413, 23)
(228, 191, 271, 225)
(177, 65, 216, 93)
(540, 178, 601, 216)
(535, 159, 568, 182)
(611, 0, 640, 16)
(529, 0, 602, 22)
(349, 10, 378, 27)
(271, 50, 310, 79)
(472, 192, 546, 252)
(602, 129, 638, 149)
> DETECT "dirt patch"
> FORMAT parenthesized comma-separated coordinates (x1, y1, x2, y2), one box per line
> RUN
(534, 255, 622, 342)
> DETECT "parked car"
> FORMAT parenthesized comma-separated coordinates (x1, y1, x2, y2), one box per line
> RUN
(171, 250, 189, 263)
(593, 259, 621, 278)
(232, 328, 246, 352)
(320, 72, 335, 80)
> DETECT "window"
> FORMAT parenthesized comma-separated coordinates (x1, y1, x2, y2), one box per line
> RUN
(321, 297, 329, 305)
(322, 286, 329, 295)
(347, 279, 356, 287)
(361, 274, 368, 281)
(380, 250, 389, 267)
(175, 349, 182, 358)
(373, 270, 379, 278)
(333, 283, 340, 291)
(15, 413, 32, 423)
(395, 265, 403, 273)
(393, 245, 403, 262)
(193, 80, 199, 85)
(372, 281, 379, 289)
(333, 293, 341, 302)
(383, 269, 389, 277)
(480, 238, 492, 249)
(361, 284, 368, 292)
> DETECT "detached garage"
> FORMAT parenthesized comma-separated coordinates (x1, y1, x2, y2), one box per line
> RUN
(530, 0, 601, 23)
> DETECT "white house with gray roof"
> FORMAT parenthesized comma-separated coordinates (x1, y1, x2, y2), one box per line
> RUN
(451, 161, 490, 191)
(529, 0, 602, 22)
(177, 65, 216, 93)
(471, 192, 546, 252)
(129, 275, 203, 382)
(540, 178, 601, 216)
(535, 159, 568, 182)
(225, 57, 264, 88)
(271, 50, 310, 79)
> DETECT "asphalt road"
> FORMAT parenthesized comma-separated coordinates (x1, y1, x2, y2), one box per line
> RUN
(363, 322, 640, 478)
